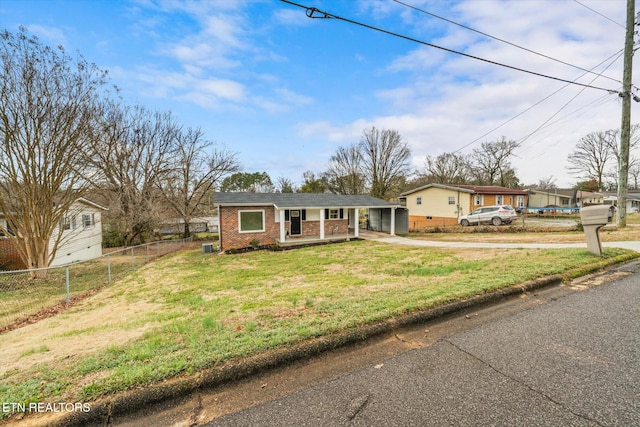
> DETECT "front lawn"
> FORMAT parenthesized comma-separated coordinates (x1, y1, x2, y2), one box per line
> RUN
(0, 240, 636, 420)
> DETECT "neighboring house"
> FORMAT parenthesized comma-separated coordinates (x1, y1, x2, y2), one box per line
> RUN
(527, 189, 604, 213)
(555, 189, 604, 207)
(159, 216, 218, 235)
(399, 184, 528, 230)
(0, 198, 107, 270)
(526, 189, 575, 213)
(213, 192, 403, 251)
(603, 191, 640, 213)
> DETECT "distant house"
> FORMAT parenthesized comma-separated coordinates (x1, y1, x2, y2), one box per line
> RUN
(213, 192, 404, 251)
(527, 189, 604, 214)
(0, 198, 107, 270)
(399, 184, 528, 230)
(159, 216, 218, 235)
(526, 190, 575, 213)
(603, 191, 640, 213)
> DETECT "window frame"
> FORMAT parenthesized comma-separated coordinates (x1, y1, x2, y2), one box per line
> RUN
(448, 196, 455, 205)
(416, 197, 422, 205)
(60, 215, 76, 232)
(238, 210, 265, 233)
(82, 213, 95, 227)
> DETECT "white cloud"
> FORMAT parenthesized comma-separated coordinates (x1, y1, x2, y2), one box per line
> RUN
(25, 24, 67, 46)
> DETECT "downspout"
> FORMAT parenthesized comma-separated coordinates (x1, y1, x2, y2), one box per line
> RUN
(217, 205, 223, 251)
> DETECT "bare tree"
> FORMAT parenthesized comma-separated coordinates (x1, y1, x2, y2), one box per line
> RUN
(276, 177, 296, 193)
(628, 160, 640, 190)
(324, 144, 366, 195)
(92, 102, 178, 246)
(536, 176, 557, 190)
(0, 28, 107, 274)
(424, 152, 469, 184)
(360, 127, 412, 199)
(566, 131, 612, 191)
(469, 137, 519, 186)
(157, 128, 239, 238)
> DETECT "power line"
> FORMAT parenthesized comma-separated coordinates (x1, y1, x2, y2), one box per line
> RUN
(391, 0, 622, 85)
(453, 49, 625, 154)
(572, 0, 626, 28)
(279, 0, 620, 94)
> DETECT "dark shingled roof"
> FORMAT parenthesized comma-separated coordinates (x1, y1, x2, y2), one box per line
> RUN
(213, 192, 400, 209)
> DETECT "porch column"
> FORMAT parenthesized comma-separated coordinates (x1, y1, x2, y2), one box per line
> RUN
(279, 210, 286, 243)
(390, 207, 396, 236)
(320, 208, 325, 240)
(354, 208, 359, 238)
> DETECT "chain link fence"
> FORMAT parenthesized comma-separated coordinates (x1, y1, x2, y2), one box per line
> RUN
(0, 237, 193, 333)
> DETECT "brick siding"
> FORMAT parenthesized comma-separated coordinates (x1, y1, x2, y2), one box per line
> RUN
(408, 215, 459, 230)
(219, 206, 279, 251)
(0, 239, 26, 270)
(219, 206, 350, 251)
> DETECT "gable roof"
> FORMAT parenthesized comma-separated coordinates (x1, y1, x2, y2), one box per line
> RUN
(553, 189, 603, 198)
(213, 192, 400, 209)
(400, 183, 527, 196)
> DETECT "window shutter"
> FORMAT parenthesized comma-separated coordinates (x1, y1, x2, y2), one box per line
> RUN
(285, 210, 290, 221)
(339, 208, 344, 219)
(301, 209, 306, 220)
(325, 208, 329, 219)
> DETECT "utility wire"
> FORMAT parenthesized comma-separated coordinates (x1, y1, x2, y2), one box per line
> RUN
(391, 0, 622, 84)
(453, 49, 625, 154)
(517, 48, 623, 148)
(280, 0, 619, 94)
(572, 0, 626, 28)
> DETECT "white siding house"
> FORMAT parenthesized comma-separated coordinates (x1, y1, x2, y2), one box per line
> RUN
(49, 198, 107, 266)
(0, 198, 107, 270)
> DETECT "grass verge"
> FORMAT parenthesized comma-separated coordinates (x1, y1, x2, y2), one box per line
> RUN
(0, 240, 637, 420)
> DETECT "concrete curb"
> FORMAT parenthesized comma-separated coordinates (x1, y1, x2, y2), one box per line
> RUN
(36, 253, 640, 426)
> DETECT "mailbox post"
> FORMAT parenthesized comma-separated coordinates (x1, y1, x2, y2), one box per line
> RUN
(579, 205, 611, 255)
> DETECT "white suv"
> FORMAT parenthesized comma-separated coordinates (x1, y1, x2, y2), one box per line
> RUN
(459, 205, 517, 226)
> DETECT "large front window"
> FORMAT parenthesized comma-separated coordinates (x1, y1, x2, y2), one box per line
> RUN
(239, 210, 265, 232)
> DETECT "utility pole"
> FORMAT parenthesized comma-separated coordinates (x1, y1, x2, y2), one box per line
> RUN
(617, 0, 635, 227)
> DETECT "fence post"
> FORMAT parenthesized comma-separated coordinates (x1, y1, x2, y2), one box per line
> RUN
(65, 266, 70, 305)
(131, 247, 134, 269)
(107, 254, 112, 285)
(146, 244, 149, 262)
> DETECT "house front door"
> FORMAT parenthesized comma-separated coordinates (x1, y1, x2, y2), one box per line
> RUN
(290, 210, 301, 235)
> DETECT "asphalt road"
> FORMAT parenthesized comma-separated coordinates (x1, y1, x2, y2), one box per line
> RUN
(204, 263, 640, 426)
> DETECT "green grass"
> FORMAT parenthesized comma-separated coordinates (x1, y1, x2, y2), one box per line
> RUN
(0, 240, 637, 416)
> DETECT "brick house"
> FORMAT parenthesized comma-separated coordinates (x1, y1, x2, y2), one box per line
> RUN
(213, 192, 402, 251)
(399, 184, 528, 230)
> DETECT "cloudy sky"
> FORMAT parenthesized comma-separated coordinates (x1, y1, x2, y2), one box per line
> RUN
(1, 0, 637, 188)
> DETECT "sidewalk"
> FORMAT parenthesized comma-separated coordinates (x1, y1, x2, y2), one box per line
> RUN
(367, 234, 640, 251)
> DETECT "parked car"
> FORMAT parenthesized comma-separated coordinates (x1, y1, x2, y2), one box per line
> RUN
(459, 205, 518, 226)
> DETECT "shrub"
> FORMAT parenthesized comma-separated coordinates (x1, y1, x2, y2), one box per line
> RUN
(250, 238, 260, 249)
